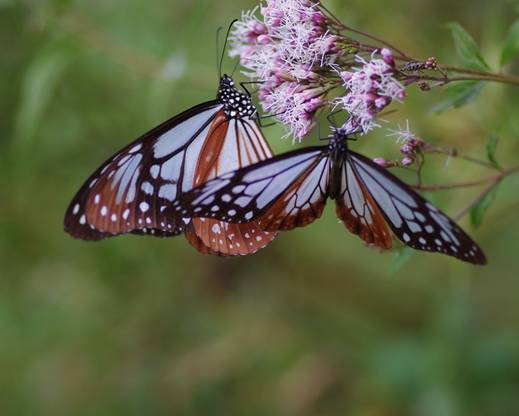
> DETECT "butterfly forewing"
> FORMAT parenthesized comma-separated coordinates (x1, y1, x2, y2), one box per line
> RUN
(347, 151, 487, 264)
(178, 147, 327, 227)
(64, 101, 223, 240)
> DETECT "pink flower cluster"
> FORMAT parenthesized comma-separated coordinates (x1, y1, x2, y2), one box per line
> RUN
(230, 1, 408, 141)
(335, 49, 406, 134)
(229, 0, 338, 140)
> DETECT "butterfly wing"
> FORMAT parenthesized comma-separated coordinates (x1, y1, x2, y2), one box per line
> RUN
(345, 150, 487, 264)
(64, 101, 223, 240)
(179, 147, 330, 231)
(335, 159, 393, 249)
(184, 117, 277, 256)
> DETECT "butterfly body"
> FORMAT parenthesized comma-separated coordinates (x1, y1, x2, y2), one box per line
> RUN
(178, 129, 486, 264)
(326, 130, 350, 199)
(65, 74, 277, 256)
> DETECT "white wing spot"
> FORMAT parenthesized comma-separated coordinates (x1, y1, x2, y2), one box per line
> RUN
(139, 202, 150, 213)
(122, 209, 130, 220)
(150, 165, 160, 179)
(101, 206, 108, 216)
(141, 182, 154, 195)
(111, 214, 117, 222)
(235, 197, 249, 208)
(129, 144, 142, 154)
(73, 204, 80, 215)
(403, 233, 411, 243)
(407, 221, 421, 233)
(415, 212, 426, 223)
(245, 211, 254, 220)
(79, 215, 86, 225)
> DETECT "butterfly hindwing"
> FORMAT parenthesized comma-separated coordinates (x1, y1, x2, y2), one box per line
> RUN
(335, 159, 393, 249)
(347, 151, 487, 264)
(184, 117, 277, 256)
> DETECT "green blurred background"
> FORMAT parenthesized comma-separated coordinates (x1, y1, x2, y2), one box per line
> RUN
(2, 0, 519, 415)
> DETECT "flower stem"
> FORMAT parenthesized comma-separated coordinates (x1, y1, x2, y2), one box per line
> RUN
(423, 146, 499, 170)
(320, 4, 412, 60)
(443, 65, 519, 85)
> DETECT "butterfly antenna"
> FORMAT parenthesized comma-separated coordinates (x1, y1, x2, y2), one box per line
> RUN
(216, 26, 223, 81)
(230, 59, 240, 78)
(219, 19, 238, 78)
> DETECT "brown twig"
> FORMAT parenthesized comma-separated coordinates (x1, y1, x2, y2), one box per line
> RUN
(423, 146, 499, 170)
(320, 4, 412, 60)
(454, 181, 499, 221)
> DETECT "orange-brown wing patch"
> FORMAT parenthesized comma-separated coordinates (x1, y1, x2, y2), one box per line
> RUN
(185, 218, 276, 256)
(193, 110, 230, 185)
(336, 163, 392, 249)
(258, 156, 329, 232)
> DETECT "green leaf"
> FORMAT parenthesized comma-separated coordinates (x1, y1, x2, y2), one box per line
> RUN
(447, 22, 490, 70)
(13, 45, 71, 151)
(431, 81, 484, 114)
(470, 184, 500, 228)
(389, 247, 415, 276)
(501, 20, 519, 67)
(486, 134, 501, 169)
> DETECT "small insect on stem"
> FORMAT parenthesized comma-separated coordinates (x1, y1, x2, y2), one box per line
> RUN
(401, 57, 447, 78)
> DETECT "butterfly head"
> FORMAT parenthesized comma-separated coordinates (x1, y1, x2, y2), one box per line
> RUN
(326, 126, 354, 152)
(220, 74, 235, 87)
(218, 74, 257, 120)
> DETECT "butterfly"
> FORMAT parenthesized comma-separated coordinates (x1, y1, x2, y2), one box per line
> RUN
(176, 127, 487, 265)
(64, 74, 277, 256)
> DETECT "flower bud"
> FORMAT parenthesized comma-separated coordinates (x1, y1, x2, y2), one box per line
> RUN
(257, 34, 271, 44)
(311, 12, 327, 26)
(400, 144, 413, 155)
(374, 96, 389, 108)
(381, 48, 395, 67)
(373, 157, 389, 167)
(401, 156, 414, 166)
